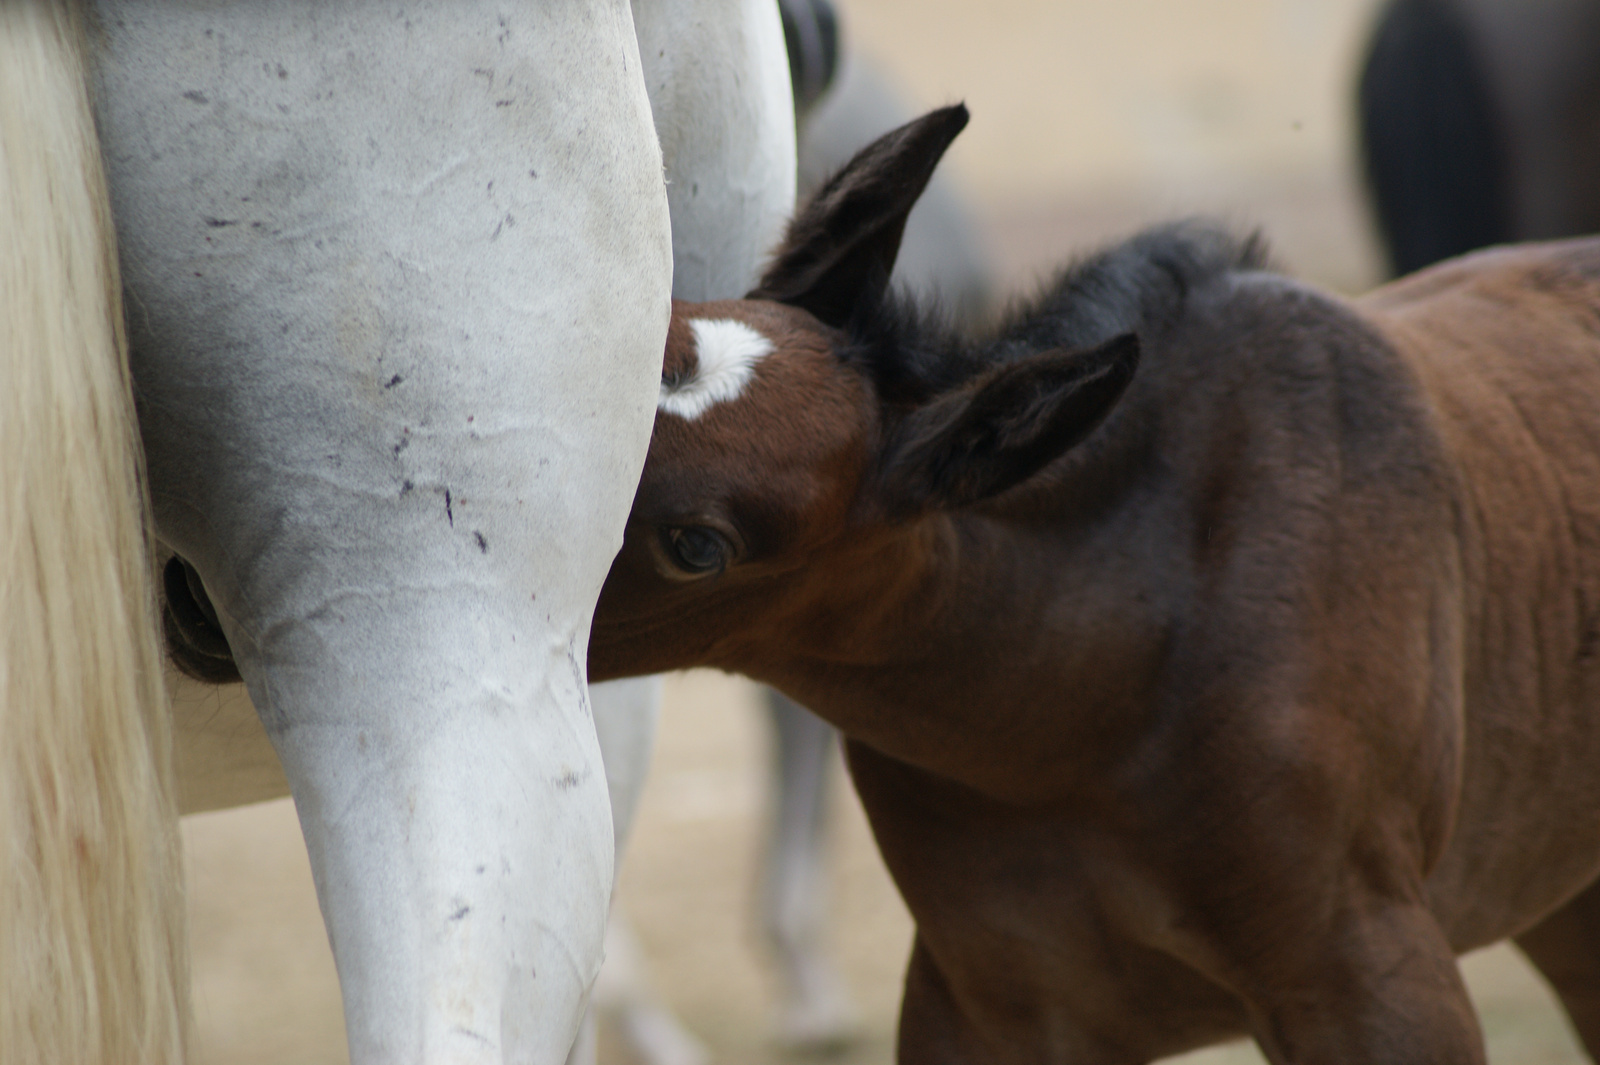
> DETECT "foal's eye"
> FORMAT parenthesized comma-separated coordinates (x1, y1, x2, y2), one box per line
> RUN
(660, 526, 731, 577)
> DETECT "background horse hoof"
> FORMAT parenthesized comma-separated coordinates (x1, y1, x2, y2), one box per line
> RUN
(610, 1003, 712, 1065)
(770, 961, 862, 1053)
(592, 911, 713, 1065)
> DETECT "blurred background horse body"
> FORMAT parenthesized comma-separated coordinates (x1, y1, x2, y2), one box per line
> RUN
(1360, 0, 1600, 273)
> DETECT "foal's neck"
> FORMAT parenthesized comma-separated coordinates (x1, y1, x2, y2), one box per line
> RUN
(738, 496, 1160, 802)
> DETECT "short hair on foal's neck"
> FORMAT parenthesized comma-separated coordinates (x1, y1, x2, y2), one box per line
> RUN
(1004, 222, 1270, 351)
(849, 222, 1271, 405)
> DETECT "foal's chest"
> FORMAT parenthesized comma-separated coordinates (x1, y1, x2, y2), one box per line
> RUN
(844, 741, 1252, 1061)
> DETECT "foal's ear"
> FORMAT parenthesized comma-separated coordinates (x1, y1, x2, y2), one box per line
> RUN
(878, 333, 1140, 514)
(749, 104, 969, 328)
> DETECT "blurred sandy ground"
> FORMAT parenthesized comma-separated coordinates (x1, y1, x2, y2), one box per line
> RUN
(863, 0, 1391, 293)
(183, 2, 1591, 1063)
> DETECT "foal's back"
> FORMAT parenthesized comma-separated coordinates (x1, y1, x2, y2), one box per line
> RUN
(1360, 238, 1600, 945)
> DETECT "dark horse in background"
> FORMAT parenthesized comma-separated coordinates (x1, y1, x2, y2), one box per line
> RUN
(1359, 0, 1600, 274)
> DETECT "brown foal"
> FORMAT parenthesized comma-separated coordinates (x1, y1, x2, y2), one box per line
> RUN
(590, 106, 1600, 1064)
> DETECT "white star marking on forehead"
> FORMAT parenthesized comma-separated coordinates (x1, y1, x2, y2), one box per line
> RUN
(658, 318, 775, 420)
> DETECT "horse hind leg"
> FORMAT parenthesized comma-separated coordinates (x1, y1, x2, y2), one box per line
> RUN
(761, 688, 859, 1049)
(1514, 878, 1600, 1060)
(590, 910, 711, 1065)
(583, 678, 711, 1065)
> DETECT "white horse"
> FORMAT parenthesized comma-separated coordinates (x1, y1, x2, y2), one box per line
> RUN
(1, 2, 793, 1063)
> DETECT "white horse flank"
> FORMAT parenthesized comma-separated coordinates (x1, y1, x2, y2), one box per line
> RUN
(3, 1, 793, 1062)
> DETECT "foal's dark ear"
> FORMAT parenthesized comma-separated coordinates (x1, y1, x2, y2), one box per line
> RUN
(749, 104, 969, 328)
(878, 333, 1140, 515)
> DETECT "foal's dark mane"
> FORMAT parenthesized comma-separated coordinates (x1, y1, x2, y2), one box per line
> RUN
(849, 221, 1271, 406)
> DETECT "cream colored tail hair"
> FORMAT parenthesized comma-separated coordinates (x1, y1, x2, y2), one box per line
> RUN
(0, 3, 188, 1062)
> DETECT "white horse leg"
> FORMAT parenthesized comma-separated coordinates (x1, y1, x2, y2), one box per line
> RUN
(574, 676, 714, 1065)
(592, 911, 711, 1065)
(762, 689, 858, 1048)
(578, 678, 713, 1065)
(89, 3, 669, 1062)
(633, 0, 797, 301)
(582, 688, 715, 1065)
(591, 677, 665, 862)
(564, 1009, 599, 1065)
(578, 683, 708, 1065)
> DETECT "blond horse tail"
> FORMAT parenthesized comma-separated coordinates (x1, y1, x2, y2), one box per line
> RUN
(1, 3, 188, 1063)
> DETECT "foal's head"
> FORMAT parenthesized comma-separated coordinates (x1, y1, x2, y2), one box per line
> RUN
(590, 106, 1139, 679)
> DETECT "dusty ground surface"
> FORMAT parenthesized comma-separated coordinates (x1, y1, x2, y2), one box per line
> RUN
(186, 672, 1590, 1065)
(183, 1, 1593, 1062)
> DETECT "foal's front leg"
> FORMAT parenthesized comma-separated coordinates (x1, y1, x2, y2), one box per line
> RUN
(1139, 747, 1484, 1063)
(1513, 875, 1600, 1060)
(896, 937, 1152, 1065)
(1232, 900, 1484, 1065)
